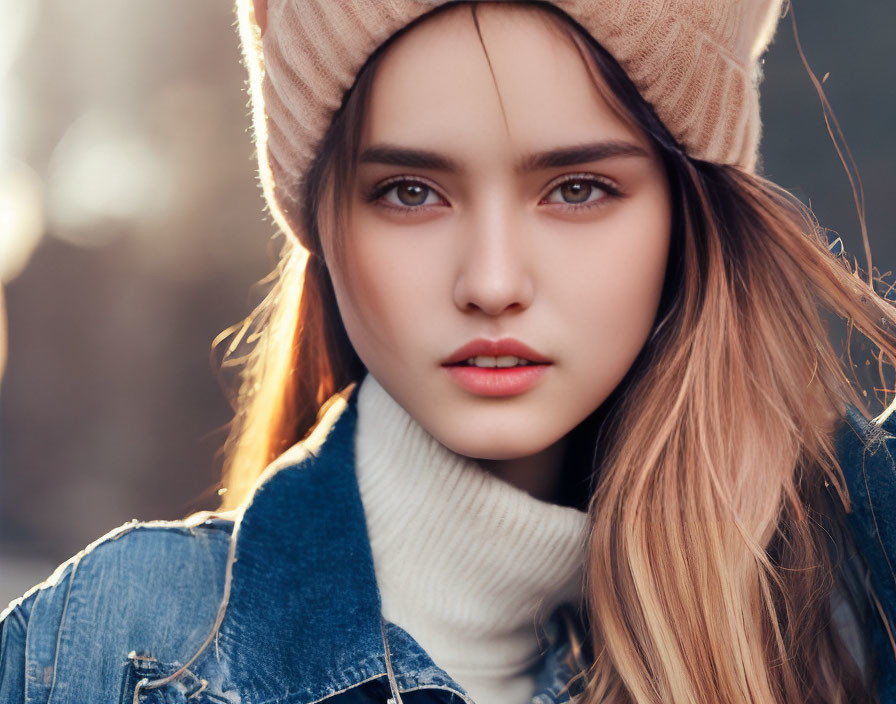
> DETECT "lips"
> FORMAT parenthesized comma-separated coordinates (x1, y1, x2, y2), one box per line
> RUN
(442, 338, 552, 366)
(441, 338, 553, 397)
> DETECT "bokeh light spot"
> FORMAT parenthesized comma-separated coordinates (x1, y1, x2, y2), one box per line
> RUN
(46, 108, 173, 247)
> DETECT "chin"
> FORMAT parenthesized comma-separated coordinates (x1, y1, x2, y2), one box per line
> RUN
(435, 428, 558, 462)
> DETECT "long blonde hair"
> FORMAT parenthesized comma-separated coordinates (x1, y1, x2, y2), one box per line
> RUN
(217, 1, 896, 701)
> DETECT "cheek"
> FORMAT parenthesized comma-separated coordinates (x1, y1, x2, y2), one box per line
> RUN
(553, 188, 671, 373)
(328, 229, 437, 365)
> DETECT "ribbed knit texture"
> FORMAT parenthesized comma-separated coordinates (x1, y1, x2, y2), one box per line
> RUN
(354, 374, 589, 704)
(238, 0, 785, 249)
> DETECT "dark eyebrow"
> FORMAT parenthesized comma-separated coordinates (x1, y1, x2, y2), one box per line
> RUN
(359, 145, 460, 171)
(516, 140, 650, 172)
(359, 140, 649, 173)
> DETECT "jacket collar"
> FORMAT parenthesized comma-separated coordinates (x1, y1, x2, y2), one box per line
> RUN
(833, 403, 896, 680)
(218, 384, 422, 703)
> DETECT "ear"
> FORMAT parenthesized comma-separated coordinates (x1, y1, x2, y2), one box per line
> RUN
(252, 0, 267, 35)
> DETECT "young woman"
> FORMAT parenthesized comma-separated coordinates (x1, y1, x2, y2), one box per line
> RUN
(2, 1, 896, 703)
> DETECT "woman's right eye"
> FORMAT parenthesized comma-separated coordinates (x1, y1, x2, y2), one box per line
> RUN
(371, 179, 446, 210)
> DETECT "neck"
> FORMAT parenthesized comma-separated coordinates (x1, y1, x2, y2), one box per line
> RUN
(477, 437, 568, 503)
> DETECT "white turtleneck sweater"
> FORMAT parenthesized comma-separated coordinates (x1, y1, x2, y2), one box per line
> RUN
(354, 374, 589, 704)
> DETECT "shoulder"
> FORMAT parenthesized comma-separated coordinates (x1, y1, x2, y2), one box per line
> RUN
(834, 405, 896, 629)
(1, 509, 236, 625)
(0, 510, 235, 703)
(835, 403, 896, 530)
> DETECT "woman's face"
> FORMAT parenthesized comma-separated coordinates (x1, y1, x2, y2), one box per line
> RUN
(324, 4, 672, 462)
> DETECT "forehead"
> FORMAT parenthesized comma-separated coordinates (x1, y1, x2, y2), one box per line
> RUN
(362, 4, 645, 157)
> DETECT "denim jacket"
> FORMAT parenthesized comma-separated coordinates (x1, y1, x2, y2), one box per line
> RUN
(1, 389, 895, 704)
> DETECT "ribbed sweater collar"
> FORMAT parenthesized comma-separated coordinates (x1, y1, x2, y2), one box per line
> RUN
(354, 374, 589, 704)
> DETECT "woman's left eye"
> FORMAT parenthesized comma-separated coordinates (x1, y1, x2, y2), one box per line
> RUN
(542, 176, 618, 207)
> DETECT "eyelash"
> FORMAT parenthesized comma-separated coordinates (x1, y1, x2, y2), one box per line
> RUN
(365, 173, 622, 215)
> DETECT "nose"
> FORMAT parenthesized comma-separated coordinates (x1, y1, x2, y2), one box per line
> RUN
(452, 203, 535, 316)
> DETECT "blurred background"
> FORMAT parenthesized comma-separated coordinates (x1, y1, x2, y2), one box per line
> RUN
(0, 1, 894, 606)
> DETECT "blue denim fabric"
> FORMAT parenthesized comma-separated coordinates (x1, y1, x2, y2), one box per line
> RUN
(835, 404, 896, 701)
(0, 391, 893, 704)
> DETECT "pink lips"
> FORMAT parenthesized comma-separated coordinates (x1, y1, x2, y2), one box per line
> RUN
(442, 338, 551, 366)
(441, 338, 552, 397)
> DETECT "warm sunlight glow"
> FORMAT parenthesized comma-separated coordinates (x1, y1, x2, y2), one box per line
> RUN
(0, 159, 43, 283)
(0, 0, 36, 78)
(0, 0, 40, 282)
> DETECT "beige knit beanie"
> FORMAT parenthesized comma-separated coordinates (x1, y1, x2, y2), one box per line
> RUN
(237, 0, 786, 247)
